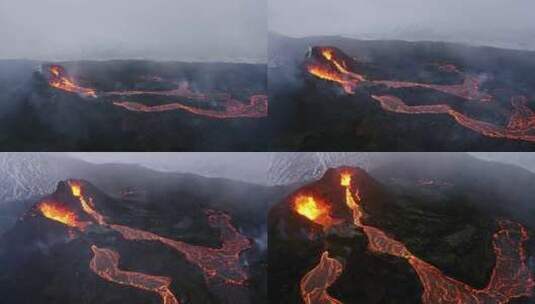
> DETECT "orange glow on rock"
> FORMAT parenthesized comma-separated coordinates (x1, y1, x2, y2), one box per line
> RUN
(38, 201, 85, 229)
(48, 65, 97, 98)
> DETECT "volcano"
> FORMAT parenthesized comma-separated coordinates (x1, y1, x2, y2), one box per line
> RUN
(0, 60, 267, 151)
(269, 33, 535, 151)
(268, 166, 535, 303)
(0, 178, 270, 304)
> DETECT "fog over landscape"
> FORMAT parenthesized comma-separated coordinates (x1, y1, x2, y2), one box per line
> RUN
(269, 0, 535, 50)
(68, 153, 535, 185)
(0, 0, 266, 62)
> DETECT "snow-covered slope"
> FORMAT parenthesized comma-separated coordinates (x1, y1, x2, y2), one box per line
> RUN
(0, 153, 90, 203)
(267, 152, 371, 185)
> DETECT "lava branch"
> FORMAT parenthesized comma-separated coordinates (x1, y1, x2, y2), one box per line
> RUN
(112, 94, 268, 119)
(371, 94, 535, 143)
(67, 181, 252, 286)
(90, 245, 180, 304)
(338, 173, 535, 304)
(46, 65, 268, 119)
(300, 251, 344, 304)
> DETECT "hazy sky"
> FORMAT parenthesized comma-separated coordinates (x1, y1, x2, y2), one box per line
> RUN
(0, 0, 266, 62)
(269, 0, 535, 50)
(68, 152, 273, 184)
(66, 152, 535, 186)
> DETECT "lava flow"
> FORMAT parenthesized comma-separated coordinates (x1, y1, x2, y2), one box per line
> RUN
(293, 194, 336, 229)
(112, 94, 268, 119)
(46, 64, 267, 119)
(338, 172, 534, 304)
(371, 94, 535, 143)
(90, 245, 179, 304)
(108, 210, 252, 285)
(306, 47, 365, 94)
(300, 251, 344, 304)
(306, 46, 490, 102)
(47, 65, 97, 98)
(373, 76, 492, 102)
(67, 181, 251, 285)
(302, 47, 535, 143)
(37, 200, 87, 230)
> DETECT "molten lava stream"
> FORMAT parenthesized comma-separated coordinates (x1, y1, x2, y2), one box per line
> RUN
(373, 76, 492, 102)
(47, 65, 97, 98)
(67, 181, 251, 285)
(370, 95, 535, 143)
(112, 94, 268, 119)
(109, 210, 252, 285)
(46, 64, 267, 118)
(306, 47, 366, 94)
(338, 173, 534, 304)
(300, 251, 344, 304)
(90, 245, 179, 304)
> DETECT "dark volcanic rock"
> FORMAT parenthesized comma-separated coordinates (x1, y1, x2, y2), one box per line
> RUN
(268, 166, 534, 303)
(0, 175, 283, 304)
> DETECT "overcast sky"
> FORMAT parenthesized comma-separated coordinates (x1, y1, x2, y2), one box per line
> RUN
(269, 0, 535, 50)
(0, 0, 266, 62)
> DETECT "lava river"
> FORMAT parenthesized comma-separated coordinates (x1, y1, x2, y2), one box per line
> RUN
(45, 65, 268, 119)
(306, 46, 535, 143)
(300, 251, 344, 304)
(296, 172, 534, 304)
(36, 180, 253, 304)
(90, 245, 179, 304)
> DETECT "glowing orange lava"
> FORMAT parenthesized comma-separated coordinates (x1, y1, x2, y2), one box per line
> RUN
(48, 65, 97, 98)
(306, 47, 365, 94)
(340, 172, 534, 304)
(373, 76, 492, 102)
(67, 181, 251, 285)
(371, 94, 535, 143)
(113, 94, 268, 119)
(46, 64, 267, 119)
(304, 46, 535, 143)
(300, 251, 344, 304)
(294, 195, 335, 228)
(38, 201, 86, 229)
(340, 173, 351, 187)
(90, 245, 179, 304)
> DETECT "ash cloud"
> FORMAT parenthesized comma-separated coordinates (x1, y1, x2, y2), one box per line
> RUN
(0, 0, 267, 63)
(269, 0, 535, 50)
